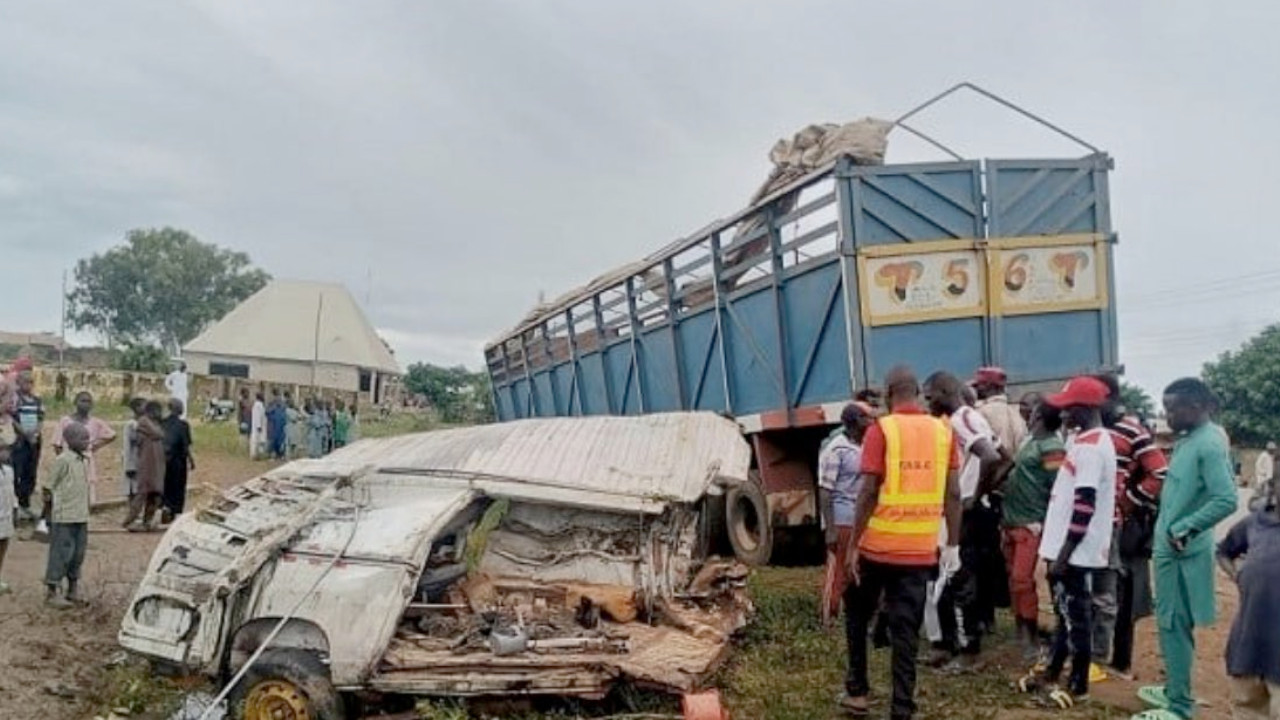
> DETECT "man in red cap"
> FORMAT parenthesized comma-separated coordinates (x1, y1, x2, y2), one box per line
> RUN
(973, 366, 1027, 454)
(1021, 376, 1117, 707)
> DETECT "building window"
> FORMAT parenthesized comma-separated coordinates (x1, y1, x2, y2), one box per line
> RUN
(209, 362, 250, 379)
(359, 370, 372, 393)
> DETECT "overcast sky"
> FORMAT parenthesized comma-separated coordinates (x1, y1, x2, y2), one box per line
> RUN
(3, 1, 1279, 395)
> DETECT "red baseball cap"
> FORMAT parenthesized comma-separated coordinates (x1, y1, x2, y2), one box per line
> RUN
(1045, 376, 1110, 409)
(972, 366, 1007, 385)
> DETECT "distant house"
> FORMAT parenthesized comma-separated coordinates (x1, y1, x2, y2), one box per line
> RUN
(0, 331, 68, 362)
(183, 280, 401, 404)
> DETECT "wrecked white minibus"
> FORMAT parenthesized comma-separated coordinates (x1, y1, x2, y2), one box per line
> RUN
(118, 413, 753, 719)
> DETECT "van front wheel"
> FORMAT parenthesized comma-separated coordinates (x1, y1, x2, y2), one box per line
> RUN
(726, 476, 773, 566)
(229, 649, 344, 720)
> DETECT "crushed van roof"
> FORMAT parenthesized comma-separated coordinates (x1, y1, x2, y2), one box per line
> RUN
(284, 412, 752, 514)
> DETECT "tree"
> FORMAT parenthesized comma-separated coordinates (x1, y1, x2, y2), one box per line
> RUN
(67, 227, 270, 353)
(403, 362, 495, 425)
(111, 344, 171, 373)
(1119, 380, 1155, 420)
(1203, 323, 1280, 447)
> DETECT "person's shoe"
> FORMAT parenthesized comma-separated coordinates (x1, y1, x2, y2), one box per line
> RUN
(16, 507, 34, 522)
(1106, 665, 1135, 682)
(0, 581, 12, 596)
(35, 519, 48, 535)
(1040, 686, 1087, 709)
(941, 654, 982, 674)
(836, 693, 870, 717)
(1089, 663, 1110, 683)
(926, 647, 953, 668)
(45, 594, 73, 610)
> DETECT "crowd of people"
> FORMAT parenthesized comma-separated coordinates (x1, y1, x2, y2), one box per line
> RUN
(237, 387, 358, 460)
(0, 359, 367, 611)
(819, 365, 1274, 720)
(0, 358, 197, 609)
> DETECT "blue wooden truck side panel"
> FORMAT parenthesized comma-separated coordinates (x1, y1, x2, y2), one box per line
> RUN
(488, 155, 1116, 423)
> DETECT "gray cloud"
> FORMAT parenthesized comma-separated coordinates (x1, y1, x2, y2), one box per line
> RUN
(3, 1, 1279, 391)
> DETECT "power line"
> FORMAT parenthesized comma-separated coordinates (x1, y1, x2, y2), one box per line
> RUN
(1122, 267, 1280, 303)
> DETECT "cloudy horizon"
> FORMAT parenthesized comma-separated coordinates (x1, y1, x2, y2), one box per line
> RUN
(5, 2, 1280, 394)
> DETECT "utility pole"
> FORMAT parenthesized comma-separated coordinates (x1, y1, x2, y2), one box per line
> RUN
(59, 269, 67, 366)
(311, 291, 324, 392)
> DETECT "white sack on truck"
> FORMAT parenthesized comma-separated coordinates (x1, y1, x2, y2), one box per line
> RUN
(722, 117, 892, 287)
(747, 117, 893, 206)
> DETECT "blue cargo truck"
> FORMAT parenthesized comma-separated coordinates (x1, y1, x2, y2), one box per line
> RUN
(484, 85, 1119, 564)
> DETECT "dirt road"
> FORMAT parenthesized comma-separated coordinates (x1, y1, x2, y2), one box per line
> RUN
(0, 445, 269, 720)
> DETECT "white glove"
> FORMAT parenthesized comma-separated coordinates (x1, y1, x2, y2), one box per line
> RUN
(939, 545, 962, 576)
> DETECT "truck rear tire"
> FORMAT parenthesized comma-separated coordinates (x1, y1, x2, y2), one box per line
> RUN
(228, 649, 344, 720)
(726, 476, 773, 566)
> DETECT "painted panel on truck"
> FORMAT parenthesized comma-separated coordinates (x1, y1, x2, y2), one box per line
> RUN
(603, 342, 640, 415)
(552, 363, 575, 416)
(865, 317, 987, 387)
(844, 161, 984, 246)
(722, 286, 785, 416)
(579, 353, 610, 415)
(675, 309, 728, 414)
(639, 327, 681, 412)
(986, 156, 1115, 375)
(781, 262, 850, 408)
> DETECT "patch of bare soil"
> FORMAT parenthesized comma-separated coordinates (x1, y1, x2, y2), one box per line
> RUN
(1086, 571, 1239, 720)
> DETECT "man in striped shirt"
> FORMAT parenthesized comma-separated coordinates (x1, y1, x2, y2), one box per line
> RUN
(1093, 374, 1168, 679)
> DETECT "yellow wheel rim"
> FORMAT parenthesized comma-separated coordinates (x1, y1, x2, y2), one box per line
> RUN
(244, 679, 311, 720)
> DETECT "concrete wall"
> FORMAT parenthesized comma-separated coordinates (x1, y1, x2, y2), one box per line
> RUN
(29, 366, 396, 411)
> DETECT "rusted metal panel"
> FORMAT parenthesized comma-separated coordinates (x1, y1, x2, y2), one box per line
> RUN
(751, 432, 818, 527)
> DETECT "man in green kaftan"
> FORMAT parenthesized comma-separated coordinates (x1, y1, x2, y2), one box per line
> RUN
(1134, 378, 1237, 720)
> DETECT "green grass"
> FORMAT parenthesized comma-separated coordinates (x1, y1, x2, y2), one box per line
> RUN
(358, 411, 458, 439)
(717, 568, 1128, 720)
(192, 418, 249, 458)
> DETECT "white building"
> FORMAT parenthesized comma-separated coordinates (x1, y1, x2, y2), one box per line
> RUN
(183, 280, 401, 404)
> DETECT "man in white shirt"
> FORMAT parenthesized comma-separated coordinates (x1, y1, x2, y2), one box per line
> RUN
(924, 371, 1010, 671)
(1023, 376, 1117, 706)
(164, 362, 189, 419)
(1254, 441, 1274, 497)
(973, 366, 1027, 452)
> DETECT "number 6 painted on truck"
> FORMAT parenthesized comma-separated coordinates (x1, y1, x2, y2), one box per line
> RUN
(1004, 253, 1030, 293)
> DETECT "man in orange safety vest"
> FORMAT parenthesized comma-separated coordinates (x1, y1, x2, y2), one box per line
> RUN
(840, 365, 963, 719)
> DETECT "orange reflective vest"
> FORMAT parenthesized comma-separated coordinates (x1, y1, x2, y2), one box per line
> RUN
(859, 413, 952, 566)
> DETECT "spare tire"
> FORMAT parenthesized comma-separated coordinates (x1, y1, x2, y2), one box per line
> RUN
(726, 475, 773, 566)
(228, 649, 344, 720)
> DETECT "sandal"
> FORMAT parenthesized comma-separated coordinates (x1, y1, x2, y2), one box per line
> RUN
(837, 693, 870, 717)
(1032, 686, 1084, 710)
(1137, 685, 1168, 709)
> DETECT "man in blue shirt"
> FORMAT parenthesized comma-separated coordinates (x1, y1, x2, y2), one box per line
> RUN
(819, 401, 874, 626)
